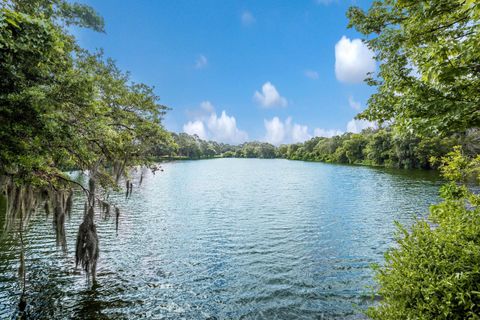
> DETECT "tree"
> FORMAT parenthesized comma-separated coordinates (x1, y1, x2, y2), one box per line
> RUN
(347, 0, 480, 136)
(364, 129, 393, 165)
(343, 134, 368, 164)
(347, 2, 480, 317)
(0, 0, 173, 286)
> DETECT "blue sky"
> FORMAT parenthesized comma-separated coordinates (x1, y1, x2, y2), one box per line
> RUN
(75, 0, 376, 145)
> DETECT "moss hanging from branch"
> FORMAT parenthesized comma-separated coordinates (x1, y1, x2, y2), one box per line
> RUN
(115, 207, 120, 234)
(75, 204, 99, 282)
(66, 190, 73, 217)
(53, 192, 67, 251)
(0, 2, 172, 309)
(3, 180, 39, 235)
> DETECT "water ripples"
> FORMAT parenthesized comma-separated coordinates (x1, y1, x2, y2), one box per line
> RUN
(0, 159, 441, 319)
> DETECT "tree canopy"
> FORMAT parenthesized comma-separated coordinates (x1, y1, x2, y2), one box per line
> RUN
(0, 0, 173, 284)
(0, 1, 171, 191)
(348, 0, 480, 135)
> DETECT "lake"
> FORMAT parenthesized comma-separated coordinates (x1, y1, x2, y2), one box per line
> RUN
(0, 159, 442, 319)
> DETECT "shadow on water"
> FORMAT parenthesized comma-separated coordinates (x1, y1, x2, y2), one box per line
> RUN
(8, 266, 127, 319)
(0, 194, 121, 320)
(303, 159, 443, 183)
(369, 166, 442, 183)
(69, 286, 128, 320)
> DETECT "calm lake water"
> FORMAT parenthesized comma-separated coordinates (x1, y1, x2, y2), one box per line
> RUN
(0, 159, 442, 319)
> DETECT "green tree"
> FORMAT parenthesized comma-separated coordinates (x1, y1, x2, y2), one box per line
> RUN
(364, 129, 393, 166)
(343, 134, 369, 164)
(0, 1, 173, 285)
(348, 0, 480, 135)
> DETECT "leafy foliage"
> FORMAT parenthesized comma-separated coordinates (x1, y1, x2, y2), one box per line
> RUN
(170, 133, 277, 160)
(346, 1, 480, 318)
(0, 0, 173, 284)
(347, 0, 480, 135)
(0, 1, 171, 190)
(367, 148, 480, 319)
(277, 128, 468, 169)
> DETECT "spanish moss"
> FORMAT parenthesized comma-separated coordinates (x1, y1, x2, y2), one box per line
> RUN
(75, 205, 99, 283)
(52, 193, 67, 251)
(115, 207, 120, 234)
(66, 190, 73, 217)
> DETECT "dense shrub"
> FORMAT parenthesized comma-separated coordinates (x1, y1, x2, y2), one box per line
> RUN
(367, 147, 480, 319)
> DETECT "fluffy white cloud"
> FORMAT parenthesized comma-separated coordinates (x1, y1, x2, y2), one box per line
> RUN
(348, 96, 361, 110)
(207, 111, 248, 144)
(313, 128, 343, 138)
(254, 82, 288, 108)
(292, 123, 311, 142)
(264, 117, 313, 145)
(264, 116, 376, 144)
(335, 36, 375, 83)
(264, 117, 286, 145)
(264, 117, 354, 145)
(195, 55, 208, 69)
(183, 120, 207, 139)
(346, 119, 375, 133)
(314, 119, 375, 137)
(304, 69, 319, 80)
(183, 102, 247, 144)
(241, 11, 255, 26)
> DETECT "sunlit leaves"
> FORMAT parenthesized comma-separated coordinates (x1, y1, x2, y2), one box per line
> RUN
(0, 1, 172, 191)
(348, 0, 480, 135)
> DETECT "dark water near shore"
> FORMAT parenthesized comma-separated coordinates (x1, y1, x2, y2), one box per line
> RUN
(0, 159, 441, 319)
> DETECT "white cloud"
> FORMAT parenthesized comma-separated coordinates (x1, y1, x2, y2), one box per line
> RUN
(263, 117, 312, 145)
(264, 117, 286, 145)
(292, 123, 311, 142)
(263, 114, 378, 144)
(264, 116, 377, 144)
(195, 55, 208, 69)
(313, 128, 343, 138)
(304, 69, 319, 80)
(348, 96, 361, 110)
(183, 120, 207, 139)
(183, 102, 248, 144)
(241, 11, 255, 26)
(335, 36, 375, 83)
(346, 119, 375, 133)
(207, 111, 248, 144)
(254, 82, 288, 108)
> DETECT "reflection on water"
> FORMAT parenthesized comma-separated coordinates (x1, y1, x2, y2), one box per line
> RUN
(0, 159, 441, 319)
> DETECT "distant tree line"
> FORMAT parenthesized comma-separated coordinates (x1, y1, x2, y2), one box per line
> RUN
(167, 133, 277, 160)
(165, 129, 480, 170)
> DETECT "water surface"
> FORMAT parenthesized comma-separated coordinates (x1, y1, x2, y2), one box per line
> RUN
(0, 159, 441, 319)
